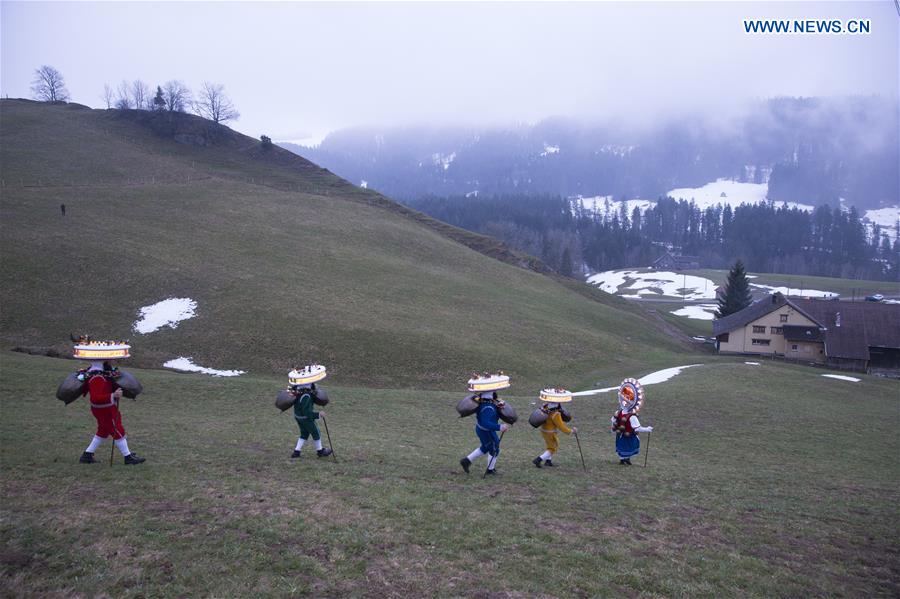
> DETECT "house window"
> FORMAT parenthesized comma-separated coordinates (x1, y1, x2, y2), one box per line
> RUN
(780, 314, 788, 323)
(752, 326, 766, 334)
(752, 339, 771, 346)
(718, 333, 730, 343)
(770, 327, 783, 335)
(791, 344, 798, 351)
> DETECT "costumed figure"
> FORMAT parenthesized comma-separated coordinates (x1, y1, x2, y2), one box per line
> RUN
(55, 336, 146, 464)
(457, 372, 517, 476)
(611, 378, 652, 465)
(529, 388, 576, 468)
(276, 365, 333, 458)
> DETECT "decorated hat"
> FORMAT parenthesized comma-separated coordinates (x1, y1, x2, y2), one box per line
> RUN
(618, 378, 645, 412)
(289, 364, 327, 387)
(72, 335, 131, 360)
(467, 371, 510, 392)
(539, 387, 573, 403)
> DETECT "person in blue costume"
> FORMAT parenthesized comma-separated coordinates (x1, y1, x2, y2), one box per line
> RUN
(611, 378, 653, 465)
(460, 391, 511, 475)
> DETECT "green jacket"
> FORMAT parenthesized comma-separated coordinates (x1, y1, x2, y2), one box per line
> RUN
(293, 391, 320, 421)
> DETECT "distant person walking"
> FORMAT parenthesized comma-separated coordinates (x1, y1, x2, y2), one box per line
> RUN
(60, 203, 66, 216)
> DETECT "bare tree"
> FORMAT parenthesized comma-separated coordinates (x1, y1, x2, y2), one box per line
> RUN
(163, 80, 191, 112)
(114, 80, 132, 109)
(193, 82, 239, 124)
(31, 65, 70, 102)
(131, 80, 150, 110)
(101, 83, 114, 109)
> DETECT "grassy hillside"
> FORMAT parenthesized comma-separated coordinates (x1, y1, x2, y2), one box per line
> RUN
(0, 99, 685, 389)
(2, 351, 898, 596)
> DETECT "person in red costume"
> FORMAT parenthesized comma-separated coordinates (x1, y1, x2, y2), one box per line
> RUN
(77, 361, 145, 465)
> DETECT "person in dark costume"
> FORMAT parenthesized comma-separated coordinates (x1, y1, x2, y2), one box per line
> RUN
(458, 373, 514, 475)
(286, 366, 333, 458)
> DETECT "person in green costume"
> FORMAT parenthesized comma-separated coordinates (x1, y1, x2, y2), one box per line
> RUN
(291, 383, 333, 458)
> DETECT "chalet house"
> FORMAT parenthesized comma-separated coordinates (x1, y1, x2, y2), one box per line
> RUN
(652, 252, 700, 271)
(713, 292, 900, 373)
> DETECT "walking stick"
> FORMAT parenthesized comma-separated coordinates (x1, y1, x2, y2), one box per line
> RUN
(109, 438, 115, 466)
(482, 430, 506, 479)
(321, 416, 337, 461)
(573, 430, 587, 471)
(643, 432, 651, 468)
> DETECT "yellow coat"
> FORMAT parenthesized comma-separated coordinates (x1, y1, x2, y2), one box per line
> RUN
(539, 410, 572, 453)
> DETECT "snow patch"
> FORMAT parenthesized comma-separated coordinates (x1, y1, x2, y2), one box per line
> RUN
(667, 179, 814, 212)
(570, 196, 655, 219)
(360, 180, 368, 189)
(133, 298, 197, 334)
(821, 374, 860, 383)
(749, 283, 837, 298)
(863, 206, 899, 230)
(572, 364, 703, 396)
(586, 269, 717, 300)
(745, 361, 760, 366)
(164, 357, 245, 377)
(432, 152, 456, 171)
(540, 144, 560, 157)
(671, 304, 718, 320)
(465, 190, 479, 198)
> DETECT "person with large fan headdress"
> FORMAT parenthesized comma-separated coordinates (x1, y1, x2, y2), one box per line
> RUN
(55, 336, 146, 464)
(457, 372, 517, 476)
(611, 378, 653, 465)
(275, 365, 333, 459)
(528, 388, 577, 468)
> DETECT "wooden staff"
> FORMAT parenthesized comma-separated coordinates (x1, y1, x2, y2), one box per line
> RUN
(573, 430, 587, 471)
(643, 432, 651, 468)
(322, 416, 336, 461)
(482, 430, 506, 479)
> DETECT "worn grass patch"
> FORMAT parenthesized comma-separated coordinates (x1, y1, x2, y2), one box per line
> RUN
(2, 351, 898, 596)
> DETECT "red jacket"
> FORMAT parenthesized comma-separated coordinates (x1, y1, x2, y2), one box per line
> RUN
(83, 375, 119, 408)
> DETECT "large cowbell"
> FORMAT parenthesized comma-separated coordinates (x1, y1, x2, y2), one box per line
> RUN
(115, 370, 143, 399)
(56, 372, 84, 404)
(275, 390, 297, 412)
(528, 408, 548, 428)
(312, 387, 329, 406)
(498, 402, 518, 424)
(456, 394, 479, 418)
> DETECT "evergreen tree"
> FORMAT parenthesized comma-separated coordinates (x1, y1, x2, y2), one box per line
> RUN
(152, 86, 166, 111)
(717, 259, 753, 318)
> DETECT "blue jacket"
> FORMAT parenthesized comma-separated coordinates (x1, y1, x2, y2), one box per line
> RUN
(476, 402, 502, 432)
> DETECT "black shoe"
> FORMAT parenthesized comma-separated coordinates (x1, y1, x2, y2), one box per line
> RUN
(532, 456, 543, 468)
(316, 448, 333, 457)
(486, 469, 499, 476)
(460, 457, 471, 473)
(624, 459, 632, 466)
(79, 451, 95, 464)
(291, 450, 301, 458)
(619, 459, 627, 465)
(124, 453, 145, 465)
(545, 460, 555, 467)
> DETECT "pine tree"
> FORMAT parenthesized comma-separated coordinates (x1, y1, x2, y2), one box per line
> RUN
(152, 86, 166, 111)
(717, 259, 753, 318)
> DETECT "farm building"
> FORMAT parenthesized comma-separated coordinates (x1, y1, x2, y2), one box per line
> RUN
(713, 292, 900, 374)
(651, 252, 700, 271)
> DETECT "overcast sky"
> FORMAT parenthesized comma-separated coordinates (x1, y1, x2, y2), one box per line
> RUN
(2, 1, 897, 141)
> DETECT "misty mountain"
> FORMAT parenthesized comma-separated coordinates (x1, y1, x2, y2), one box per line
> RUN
(282, 97, 898, 211)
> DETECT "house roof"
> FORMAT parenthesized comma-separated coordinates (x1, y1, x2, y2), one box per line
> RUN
(790, 299, 900, 360)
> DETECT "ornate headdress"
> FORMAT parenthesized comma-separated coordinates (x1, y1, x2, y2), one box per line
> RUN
(617, 378, 645, 412)
(289, 364, 327, 387)
(539, 387, 573, 404)
(467, 371, 510, 392)
(71, 334, 131, 360)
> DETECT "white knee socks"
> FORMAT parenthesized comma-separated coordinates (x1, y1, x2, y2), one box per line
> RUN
(540, 450, 553, 461)
(314, 439, 323, 451)
(295, 438, 305, 451)
(487, 454, 498, 470)
(114, 437, 131, 456)
(467, 448, 485, 462)
(85, 435, 105, 453)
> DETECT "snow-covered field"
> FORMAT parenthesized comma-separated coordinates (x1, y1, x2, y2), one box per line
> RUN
(586, 270, 717, 300)
(863, 206, 899, 230)
(540, 144, 560, 157)
(667, 179, 815, 212)
(670, 304, 718, 320)
(163, 357, 245, 377)
(133, 298, 197, 334)
(572, 364, 703, 396)
(749, 283, 838, 298)
(821, 374, 860, 383)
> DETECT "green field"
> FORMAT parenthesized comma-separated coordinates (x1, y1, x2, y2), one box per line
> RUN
(0, 99, 683, 390)
(2, 351, 898, 597)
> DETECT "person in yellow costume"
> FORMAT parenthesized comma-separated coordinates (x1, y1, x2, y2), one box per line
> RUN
(531, 388, 577, 468)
